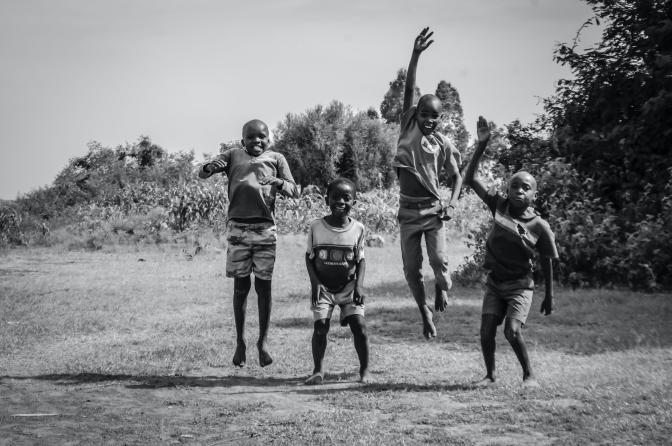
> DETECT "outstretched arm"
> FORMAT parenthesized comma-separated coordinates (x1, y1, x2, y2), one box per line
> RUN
(403, 27, 434, 113)
(462, 116, 491, 202)
(198, 158, 227, 179)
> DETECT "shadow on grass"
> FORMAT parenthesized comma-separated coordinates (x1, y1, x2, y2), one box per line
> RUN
(275, 279, 672, 355)
(0, 373, 304, 389)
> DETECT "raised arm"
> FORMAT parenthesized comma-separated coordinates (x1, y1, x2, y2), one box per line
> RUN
(462, 116, 491, 202)
(403, 27, 434, 113)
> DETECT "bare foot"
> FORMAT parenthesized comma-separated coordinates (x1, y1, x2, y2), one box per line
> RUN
(522, 377, 540, 389)
(257, 341, 273, 367)
(305, 373, 324, 385)
(435, 284, 448, 312)
(420, 305, 437, 339)
(358, 370, 371, 384)
(472, 376, 496, 388)
(232, 342, 246, 367)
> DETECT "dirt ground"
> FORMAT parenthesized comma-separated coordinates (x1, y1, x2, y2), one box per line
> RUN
(1, 366, 572, 445)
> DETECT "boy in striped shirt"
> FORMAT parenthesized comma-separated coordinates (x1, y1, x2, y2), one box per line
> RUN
(304, 178, 369, 384)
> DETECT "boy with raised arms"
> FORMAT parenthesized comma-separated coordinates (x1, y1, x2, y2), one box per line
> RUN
(393, 28, 463, 339)
(464, 116, 559, 387)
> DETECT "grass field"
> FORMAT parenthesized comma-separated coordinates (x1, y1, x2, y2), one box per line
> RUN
(1, 235, 671, 445)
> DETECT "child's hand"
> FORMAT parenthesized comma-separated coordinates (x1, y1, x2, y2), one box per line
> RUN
(439, 203, 456, 221)
(413, 27, 434, 53)
(353, 286, 366, 305)
(540, 295, 553, 316)
(258, 176, 284, 187)
(207, 159, 228, 174)
(477, 116, 491, 144)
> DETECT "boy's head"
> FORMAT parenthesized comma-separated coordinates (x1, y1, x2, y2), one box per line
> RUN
(416, 94, 442, 136)
(325, 178, 357, 218)
(241, 119, 269, 156)
(507, 171, 538, 210)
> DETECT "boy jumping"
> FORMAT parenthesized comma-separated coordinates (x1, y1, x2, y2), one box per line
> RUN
(393, 28, 463, 339)
(305, 178, 369, 384)
(199, 119, 299, 367)
(464, 116, 559, 387)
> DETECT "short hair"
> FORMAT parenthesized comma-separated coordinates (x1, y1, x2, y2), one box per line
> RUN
(242, 119, 268, 137)
(417, 94, 440, 109)
(326, 177, 357, 198)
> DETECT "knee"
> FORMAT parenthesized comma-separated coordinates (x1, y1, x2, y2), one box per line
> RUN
(314, 319, 330, 337)
(234, 276, 251, 296)
(254, 277, 272, 295)
(504, 324, 521, 343)
(428, 252, 448, 269)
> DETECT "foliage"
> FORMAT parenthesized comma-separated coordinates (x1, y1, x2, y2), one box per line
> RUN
(547, 0, 672, 217)
(0, 206, 26, 246)
(435, 80, 470, 153)
(380, 68, 420, 124)
(273, 101, 397, 191)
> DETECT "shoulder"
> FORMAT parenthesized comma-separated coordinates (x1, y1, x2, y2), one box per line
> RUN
(350, 219, 366, 232)
(308, 218, 324, 231)
(265, 149, 287, 161)
(532, 215, 554, 236)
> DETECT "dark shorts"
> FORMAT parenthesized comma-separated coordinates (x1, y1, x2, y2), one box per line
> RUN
(482, 274, 534, 324)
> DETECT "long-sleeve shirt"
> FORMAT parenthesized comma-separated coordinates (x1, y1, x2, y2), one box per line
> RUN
(201, 148, 299, 223)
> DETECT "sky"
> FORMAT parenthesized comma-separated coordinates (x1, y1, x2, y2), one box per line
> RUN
(0, 0, 601, 200)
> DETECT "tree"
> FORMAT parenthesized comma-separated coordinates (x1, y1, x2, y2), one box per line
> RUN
(434, 80, 469, 154)
(547, 0, 672, 217)
(273, 101, 398, 191)
(380, 68, 420, 124)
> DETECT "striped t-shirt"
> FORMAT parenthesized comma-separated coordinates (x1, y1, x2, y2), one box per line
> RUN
(306, 218, 366, 293)
(483, 192, 558, 280)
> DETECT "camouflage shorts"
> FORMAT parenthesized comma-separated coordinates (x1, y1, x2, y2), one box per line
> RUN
(226, 221, 277, 280)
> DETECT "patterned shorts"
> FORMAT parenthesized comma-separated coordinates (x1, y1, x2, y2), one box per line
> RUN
(312, 281, 365, 325)
(226, 221, 277, 280)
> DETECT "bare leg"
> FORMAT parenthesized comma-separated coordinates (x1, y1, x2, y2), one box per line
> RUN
(346, 315, 370, 382)
(400, 225, 436, 339)
(306, 319, 329, 384)
(475, 314, 500, 386)
(232, 276, 251, 367)
(254, 277, 273, 367)
(504, 317, 534, 382)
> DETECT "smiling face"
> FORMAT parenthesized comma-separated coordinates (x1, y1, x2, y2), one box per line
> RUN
(507, 171, 538, 210)
(326, 180, 356, 219)
(241, 120, 269, 157)
(416, 95, 442, 136)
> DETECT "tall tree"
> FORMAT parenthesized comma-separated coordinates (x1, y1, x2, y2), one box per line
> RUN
(380, 68, 420, 124)
(435, 80, 470, 154)
(548, 0, 672, 216)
